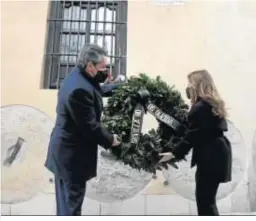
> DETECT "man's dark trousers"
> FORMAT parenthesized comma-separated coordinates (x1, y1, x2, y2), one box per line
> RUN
(55, 176, 86, 216)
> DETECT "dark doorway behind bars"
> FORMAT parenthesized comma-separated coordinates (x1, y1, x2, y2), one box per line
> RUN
(43, 0, 128, 89)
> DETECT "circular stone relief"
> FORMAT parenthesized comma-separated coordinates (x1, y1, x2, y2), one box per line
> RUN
(248, 130, 256, 211)
(86, 147, 152, 203)
(86, 113, 154, 203)
(165, 120, 247, 201)
(1, 105, 54, 204)
(252, 131, 256, 173)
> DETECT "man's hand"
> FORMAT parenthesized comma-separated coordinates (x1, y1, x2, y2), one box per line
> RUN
(112, 75, 126, 83)
(112, 134, 121, 147)
(159, 152, 174, 163)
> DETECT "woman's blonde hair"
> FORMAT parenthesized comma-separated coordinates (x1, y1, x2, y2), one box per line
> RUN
(188, 69, 227, 118)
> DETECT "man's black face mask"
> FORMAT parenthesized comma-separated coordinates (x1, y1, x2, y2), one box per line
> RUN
(94, 69, 108, 83)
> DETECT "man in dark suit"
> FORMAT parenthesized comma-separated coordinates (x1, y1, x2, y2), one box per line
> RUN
(45, 44, 122, 216)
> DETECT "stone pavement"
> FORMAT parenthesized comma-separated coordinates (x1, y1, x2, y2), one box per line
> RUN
(1, 193, 256, 216)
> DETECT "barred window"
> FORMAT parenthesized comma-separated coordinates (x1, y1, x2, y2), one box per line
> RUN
(43, 0, 128, 89)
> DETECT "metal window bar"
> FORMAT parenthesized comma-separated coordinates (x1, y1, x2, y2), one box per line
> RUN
(43, 0, 127, 89)
(43, 1, 63, 88)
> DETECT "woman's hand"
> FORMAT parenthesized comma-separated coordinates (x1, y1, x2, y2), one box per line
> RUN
(159, 152, 175, 163)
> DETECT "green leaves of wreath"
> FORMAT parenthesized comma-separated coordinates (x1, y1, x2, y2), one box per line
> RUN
(102, 74, 189, 174)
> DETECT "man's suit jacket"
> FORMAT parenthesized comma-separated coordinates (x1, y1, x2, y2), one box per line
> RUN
(45, 67, 119, 182)
(172, 97, 232, 183)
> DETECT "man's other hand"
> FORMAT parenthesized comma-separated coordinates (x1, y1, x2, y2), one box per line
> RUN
(112, 134, 121, 147)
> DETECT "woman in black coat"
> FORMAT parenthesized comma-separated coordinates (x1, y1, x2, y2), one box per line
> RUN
(160, 70, 232, 216)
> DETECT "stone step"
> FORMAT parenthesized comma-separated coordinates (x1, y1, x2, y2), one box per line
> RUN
(223, 212, 256, 216)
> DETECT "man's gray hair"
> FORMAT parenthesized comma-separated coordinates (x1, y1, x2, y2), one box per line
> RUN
(77, 44, 108, 69)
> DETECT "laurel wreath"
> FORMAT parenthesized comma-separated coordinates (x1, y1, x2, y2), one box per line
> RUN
(102, 74, 189, 174)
